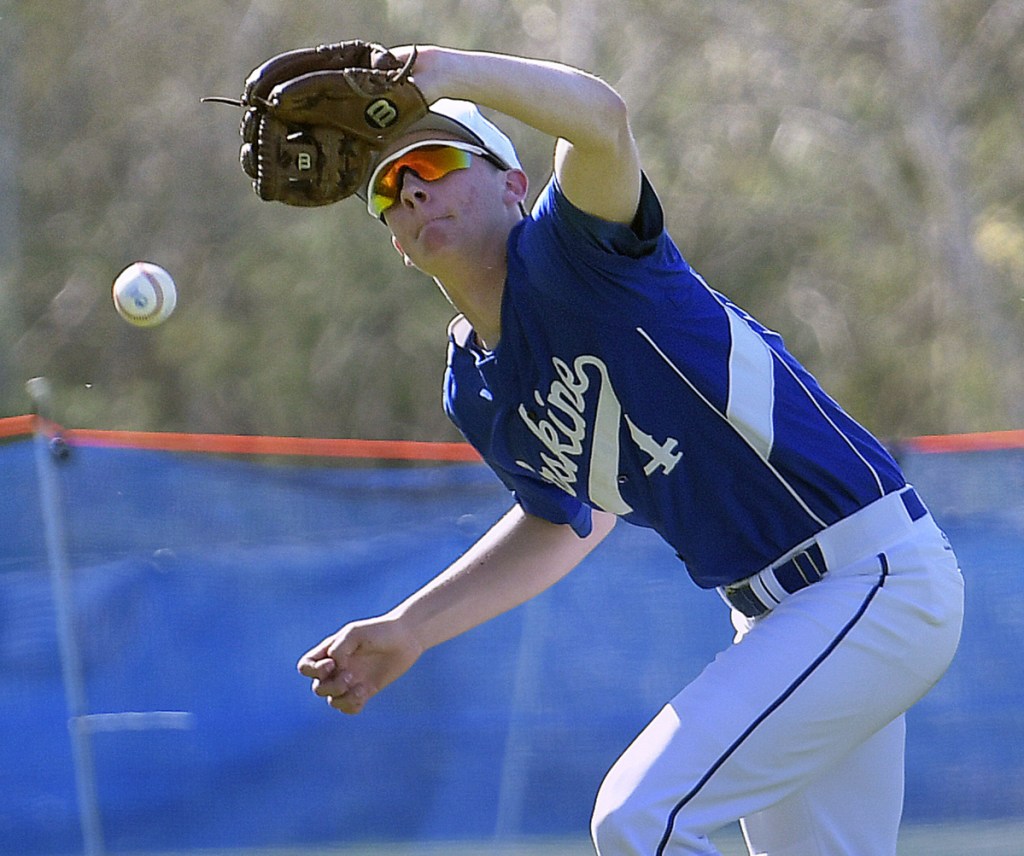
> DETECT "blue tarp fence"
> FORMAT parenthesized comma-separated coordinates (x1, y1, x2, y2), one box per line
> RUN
(1, 430, 1021, 853)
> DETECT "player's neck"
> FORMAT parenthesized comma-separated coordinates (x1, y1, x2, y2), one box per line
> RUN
(434, 263, 506, 351)
(428, 211, 520, 349)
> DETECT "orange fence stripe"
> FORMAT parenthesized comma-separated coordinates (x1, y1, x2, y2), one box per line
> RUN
(0, 414, 480, 461)
(902, 429, 1024, 454)
(0, 414, 36, 439)
(2, 414, 1022, 459)
(66, 427, 482, 462)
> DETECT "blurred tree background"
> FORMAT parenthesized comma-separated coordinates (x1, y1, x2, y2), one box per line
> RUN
(0, 0, 1021, 441)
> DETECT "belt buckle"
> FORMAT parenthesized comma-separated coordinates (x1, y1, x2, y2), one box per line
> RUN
(723, 580, 770, 618)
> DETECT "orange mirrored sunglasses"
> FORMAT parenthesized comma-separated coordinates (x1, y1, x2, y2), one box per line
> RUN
(367, 141, 498, 218)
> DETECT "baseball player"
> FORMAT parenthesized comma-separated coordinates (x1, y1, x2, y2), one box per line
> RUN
(220, 42, 965, 855)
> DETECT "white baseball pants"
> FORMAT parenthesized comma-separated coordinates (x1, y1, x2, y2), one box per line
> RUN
(591, 496, 964, 855)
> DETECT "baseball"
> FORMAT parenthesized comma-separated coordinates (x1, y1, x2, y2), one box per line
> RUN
(112, 261, 177, 327)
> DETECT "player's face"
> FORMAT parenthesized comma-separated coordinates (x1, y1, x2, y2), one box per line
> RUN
(379, 143, 518, 272)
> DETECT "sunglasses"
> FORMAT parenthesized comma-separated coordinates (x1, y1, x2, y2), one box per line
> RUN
(367, 141, 502, 219)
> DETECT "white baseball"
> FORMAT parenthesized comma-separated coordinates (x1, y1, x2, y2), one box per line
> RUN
(112, 261, 177, 327)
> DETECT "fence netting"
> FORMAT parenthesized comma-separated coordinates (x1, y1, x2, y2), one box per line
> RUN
(1, 419, 1021, 854)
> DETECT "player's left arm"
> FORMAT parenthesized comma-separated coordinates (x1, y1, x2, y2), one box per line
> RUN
(394, 45, 643, 225)
(298, 505, 617, 714)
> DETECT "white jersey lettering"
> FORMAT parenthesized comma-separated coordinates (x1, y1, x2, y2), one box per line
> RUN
(516, 355, 680, 515)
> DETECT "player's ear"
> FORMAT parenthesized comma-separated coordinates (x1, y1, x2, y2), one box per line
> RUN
(503, 169, 529, 209)
(391, 235, 417, 269)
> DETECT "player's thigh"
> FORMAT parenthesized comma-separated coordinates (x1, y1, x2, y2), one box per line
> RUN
(593, 555, 957, 850)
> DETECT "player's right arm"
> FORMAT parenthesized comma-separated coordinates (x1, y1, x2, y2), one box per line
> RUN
(390, 45, 642, 226)
(297, 504, 616, 714)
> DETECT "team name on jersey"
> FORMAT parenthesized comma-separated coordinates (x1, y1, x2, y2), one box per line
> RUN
(514, 354, 682, 514)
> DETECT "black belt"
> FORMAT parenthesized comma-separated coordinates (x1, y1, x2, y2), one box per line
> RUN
(723, 488, 928, 619)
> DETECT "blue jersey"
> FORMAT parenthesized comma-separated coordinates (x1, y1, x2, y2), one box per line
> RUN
(443, 176, 906, 588)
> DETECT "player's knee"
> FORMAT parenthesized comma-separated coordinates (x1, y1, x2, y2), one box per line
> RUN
(592, 775, 710, 855)
(591, 801, 632, 854)
(591, 785, 651, 855)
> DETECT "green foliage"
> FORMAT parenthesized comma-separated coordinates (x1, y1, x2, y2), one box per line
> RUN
(1, 0, 1021, 438)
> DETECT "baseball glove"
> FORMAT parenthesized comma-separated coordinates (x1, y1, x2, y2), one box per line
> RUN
(205, 41, 429, 207)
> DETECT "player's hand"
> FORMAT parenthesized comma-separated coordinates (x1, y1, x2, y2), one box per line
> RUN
(296, 615, 423, 715)
(385, 44, 446, 105)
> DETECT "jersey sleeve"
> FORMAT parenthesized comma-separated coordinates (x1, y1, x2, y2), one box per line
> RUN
(530, 172, 664, 258)
(515, 173, 697, 317)
(495, 466, 594, 538)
